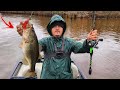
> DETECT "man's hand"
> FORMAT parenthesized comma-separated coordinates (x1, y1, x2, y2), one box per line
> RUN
(16, 22, 24, 36)
(87, 29, 98, 41)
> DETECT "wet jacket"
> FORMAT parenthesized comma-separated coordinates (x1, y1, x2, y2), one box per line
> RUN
(38, 15, 90, 79)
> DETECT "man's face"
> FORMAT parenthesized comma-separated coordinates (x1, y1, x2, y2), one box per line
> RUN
(51, 25, 63, 38)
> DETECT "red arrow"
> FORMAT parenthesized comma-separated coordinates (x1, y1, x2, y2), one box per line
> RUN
(1, 16, 14, 28)
(22, 18, 29, 30)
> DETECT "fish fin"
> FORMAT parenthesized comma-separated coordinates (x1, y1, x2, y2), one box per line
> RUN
(22, 57, 29, 65)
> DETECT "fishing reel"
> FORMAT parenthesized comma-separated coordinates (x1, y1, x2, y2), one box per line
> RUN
(87, 39, 103, 48)
(87, 40, 96, 47)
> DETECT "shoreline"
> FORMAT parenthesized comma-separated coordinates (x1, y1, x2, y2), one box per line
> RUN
(0, 11, 120, 18)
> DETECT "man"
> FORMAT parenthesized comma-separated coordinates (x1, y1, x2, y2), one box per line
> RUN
(17, 14, 98, 79)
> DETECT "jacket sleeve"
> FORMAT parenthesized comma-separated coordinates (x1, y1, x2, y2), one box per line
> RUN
(71, 39, 90, 53)
(38, 38, 47, 51)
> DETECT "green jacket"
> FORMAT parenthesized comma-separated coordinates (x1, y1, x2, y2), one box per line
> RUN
(38, 14, 90, 79)
(38, 37, 90, 79)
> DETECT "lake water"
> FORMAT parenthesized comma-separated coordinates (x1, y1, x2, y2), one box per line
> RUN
(0, 13, 120, 79)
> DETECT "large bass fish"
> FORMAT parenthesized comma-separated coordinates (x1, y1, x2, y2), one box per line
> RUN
(17, 21, 42, 77)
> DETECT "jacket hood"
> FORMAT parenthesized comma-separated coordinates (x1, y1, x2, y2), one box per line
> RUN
(47, 14, 66, 36)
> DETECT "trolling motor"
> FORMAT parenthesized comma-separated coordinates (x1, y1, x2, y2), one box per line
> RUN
(87, 38, 103, 75)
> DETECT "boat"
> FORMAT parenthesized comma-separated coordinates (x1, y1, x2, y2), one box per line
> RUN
(10, 58, 86, 79)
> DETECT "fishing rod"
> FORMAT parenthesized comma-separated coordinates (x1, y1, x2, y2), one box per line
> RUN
(88, 11, 103, 75)
(29, 11, 34, 20)
(92, 11, 96, 30)
(88, 11, 96, 75)
(88, 38, 103, 75)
